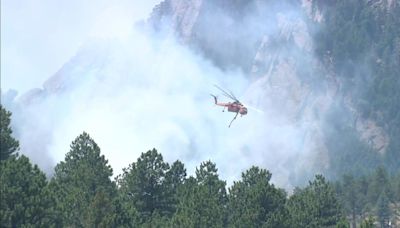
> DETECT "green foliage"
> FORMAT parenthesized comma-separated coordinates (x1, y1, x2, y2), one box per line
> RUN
(367, 167, 392, 204)
(313, 0, 400, 173)
(334, 167, 400, 227)
(1, 130, 398, 227)
(164, 160, 187, 214)
(360, 216, 375, 228)
(336, 174, 365, 227)
(141, 211, 172, 228)
(228, 166, 287, 227)
(172, 161, 227, 227)
(395, 173, 400, 202)
(335, 218, 350, 228)
(84, 191, 116, 227)
(376, 191, 391, 228)
(287, 175, 343, 227)
(50, 132, 117, 227)
(0, 155, 52, 227)
(323, 104, 380, 178)
(117, 148, 185, 225)
(0, 105, 19, 161)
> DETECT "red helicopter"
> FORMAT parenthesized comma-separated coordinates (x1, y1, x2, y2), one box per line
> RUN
(211, 85, 248, 127)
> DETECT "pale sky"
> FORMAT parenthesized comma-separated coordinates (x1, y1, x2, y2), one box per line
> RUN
(1, 0, 160, 94)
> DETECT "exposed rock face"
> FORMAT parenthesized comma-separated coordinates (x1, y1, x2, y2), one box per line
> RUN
(301, 0, 323, 22)
(19, 40, 113, 105)
(148, 0, 390, 177)
(245, 9, 337, 178)
(357, 118, 389, 154)
(149, 0, 204, 42)
(13, 0, 391, 184)
(344, 96, 390, 154)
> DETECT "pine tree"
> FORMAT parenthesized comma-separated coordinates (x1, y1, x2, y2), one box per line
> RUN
(0, 105, 19, 160)
(228, 166, 287, 227)
(172, 161, 227, 227)
(117, 148, 172, 223)
(287, 175, 344, 227)
(360, 216, 375, 228)
(367, 167, 392, 204)
(376, 191, 391, 228)
(164, 160, 187, 216)
(50, 132, 117, 227)
(0, 155, 52, 226)
(338, 174, 363, 227)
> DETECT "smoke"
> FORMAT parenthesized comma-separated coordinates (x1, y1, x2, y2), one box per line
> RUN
(3, 0, 330, 189)
(1, 0, 161, 93)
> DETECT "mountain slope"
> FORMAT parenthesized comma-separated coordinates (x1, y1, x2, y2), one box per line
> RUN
(6, 0, 400, 186)
(148, 0, 399, 178)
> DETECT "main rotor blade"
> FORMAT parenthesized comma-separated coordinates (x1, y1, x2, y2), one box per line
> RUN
(214, 85, 234, 99)
(227, 89, 240, 102)
(222, 93, 235, 100)
(214, 85, 239, 102)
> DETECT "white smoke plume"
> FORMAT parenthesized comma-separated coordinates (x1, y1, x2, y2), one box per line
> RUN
(3, 0, 327, 189)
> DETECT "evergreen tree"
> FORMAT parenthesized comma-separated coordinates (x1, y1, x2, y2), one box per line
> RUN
(337, 174, 364, 227)
(228, 166, 287, 227)
(313, 0, 400, 174)
(367, 167, 392, 204)
(0, 155, 52, 226)
(50, 132, 117, 227)
(164, 160, 187, 215)
(287, 175, 344, 227)
(360, 216, 375, 228)
(0, 105, 19, 160)
(335, 218, 350, 228)
(395, 173, 400, 202)
(84, 191, 116, 227)
(376, 192, 391, 228)
(117, 148, 172, 224)
(141, 211, 172, 228)
(172, 161, 227, 227)
(170, 177, 198, 227)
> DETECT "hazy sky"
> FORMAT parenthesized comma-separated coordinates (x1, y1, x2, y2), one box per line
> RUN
(1, 0, 160, 94)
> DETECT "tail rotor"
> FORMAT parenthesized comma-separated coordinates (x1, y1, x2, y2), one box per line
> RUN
(210, 94, 218, 104)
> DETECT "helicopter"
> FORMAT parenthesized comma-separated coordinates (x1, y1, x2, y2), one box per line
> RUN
(211, 85, 248, 127)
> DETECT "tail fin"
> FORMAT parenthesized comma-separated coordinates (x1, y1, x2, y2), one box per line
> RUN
(210, 94, 217, 104)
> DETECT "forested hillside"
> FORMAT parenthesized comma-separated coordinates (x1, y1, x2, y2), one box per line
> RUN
(2, 0, 398, 189)
(147, 0, 400, 182)
(1, 105, 400, 227)
(1, 0, 400, 227)
(311, 0, 400, 177)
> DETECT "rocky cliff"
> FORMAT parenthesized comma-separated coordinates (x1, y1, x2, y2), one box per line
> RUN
(147, 0, 391, 179)
(10, 0, 395, 185)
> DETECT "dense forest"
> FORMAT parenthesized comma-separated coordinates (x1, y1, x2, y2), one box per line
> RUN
(310, 0, 400, 178)
(2, 0, 400, 227)
(1, 104, 400, 227)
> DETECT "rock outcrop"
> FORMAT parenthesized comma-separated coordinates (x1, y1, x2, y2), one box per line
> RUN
(148, 0, 390, 177)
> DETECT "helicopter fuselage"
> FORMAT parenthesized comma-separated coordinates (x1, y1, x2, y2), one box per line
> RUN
(210, 89, 247, 127)
(216, 102, 248, 115)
